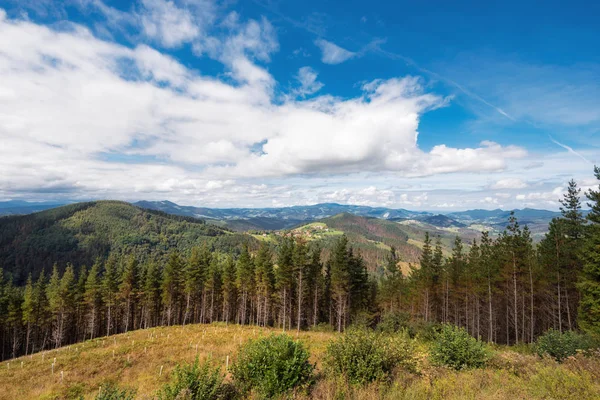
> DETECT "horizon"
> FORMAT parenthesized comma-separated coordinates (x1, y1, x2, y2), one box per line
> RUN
(0, 1, 598, 210)
(0, 198, 581, 214)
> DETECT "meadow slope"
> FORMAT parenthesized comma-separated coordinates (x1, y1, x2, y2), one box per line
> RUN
(2, 324, 600, 400)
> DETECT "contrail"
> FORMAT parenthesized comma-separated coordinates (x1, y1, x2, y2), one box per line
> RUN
(549, 135, 591, 164)
(253, 0, 516, 122)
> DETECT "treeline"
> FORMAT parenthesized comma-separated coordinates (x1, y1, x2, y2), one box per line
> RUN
(380, 168, 600, 345)
(0, 235, 374, 360)
(0, 168, 599, 360)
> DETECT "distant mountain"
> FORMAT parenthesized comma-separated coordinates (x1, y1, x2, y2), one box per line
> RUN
(446, 208, 561, 225)
(1, 198, 563, 236)
(0, 200, 66, 216)
(133, 201, 431, 230)
(418, 214, 467, 228)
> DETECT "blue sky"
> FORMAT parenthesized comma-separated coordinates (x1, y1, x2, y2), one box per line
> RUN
(0, 0, 598, 210)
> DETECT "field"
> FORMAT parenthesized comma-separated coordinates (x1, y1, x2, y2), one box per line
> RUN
(2, 324, 600, 400)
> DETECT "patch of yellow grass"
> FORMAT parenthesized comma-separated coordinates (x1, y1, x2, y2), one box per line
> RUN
(2, 324, 600, 400)
(0, 324, 335, 399)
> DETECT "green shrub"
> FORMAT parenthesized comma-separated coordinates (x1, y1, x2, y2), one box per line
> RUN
(159, 357, 224, 400)
(430, 324, 490, 370)
(324, 328, 417, 385)
(231, 334, 314, 398)
(96, 382, 136, 400)
(535, 329, 598, 362)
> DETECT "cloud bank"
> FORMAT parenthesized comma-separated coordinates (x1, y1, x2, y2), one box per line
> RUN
(2, 5, 582, 209)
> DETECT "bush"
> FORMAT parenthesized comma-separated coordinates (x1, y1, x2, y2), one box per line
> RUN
(231, 334, 314, 398)
(535, 329, 598, 362)
(324, 328, 417, 385)
(159, 357, 224, 400)
(430, 324, 490, 370)
(96, 382, 136, 400)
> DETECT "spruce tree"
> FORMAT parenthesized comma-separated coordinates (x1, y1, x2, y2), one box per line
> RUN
(84, 261, 102, 339)
(102, 255, 119, 336)
(162, 251, 184, 326)
(21, 274, 34, 355)
(578, 166, 600, 336)
(119, 255, 139, 332)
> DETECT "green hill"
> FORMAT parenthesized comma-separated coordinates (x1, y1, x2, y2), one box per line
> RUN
(0, 201, 253, 283)
(278, 213, 423, 270)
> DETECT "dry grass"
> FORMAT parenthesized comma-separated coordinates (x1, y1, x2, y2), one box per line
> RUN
(0, 324, 334, 399)
(1, 323, 599, 400)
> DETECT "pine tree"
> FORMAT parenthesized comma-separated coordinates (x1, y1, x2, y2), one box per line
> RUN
(5, 280, 23, 358)
(293, 239, 309, 331)
(21, 274, 34, 355)
(102, 255, 119, 336)
(183, 247, 208, 325)
(119, 255, 139, 332)
(142, 261, 161, 328)
(276, 238, 294, 330)
(578, 166, 600, 336)
(84, 261, 102, 339)
(221, 255, 237, 325)
(254, 243, 274, 327)
(32, 270, 49, 352)
(236, 244, 254, 325)
(448, 236, 464, 326)
(418, 232, 434, 321)
(162, 251, 184, 326)
(330, 236, 350, 332)
(47, 264, 75, 348)
(205, 256, 222, 323)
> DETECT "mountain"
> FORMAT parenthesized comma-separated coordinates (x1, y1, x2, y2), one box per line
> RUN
(417, 214, 467, 228)
(446, 208, 561, 225)
(0, 201, 252, 283)
(0, 200, 67, 216)
(133, 201, 432, 230)
(133, 200, 563, 235)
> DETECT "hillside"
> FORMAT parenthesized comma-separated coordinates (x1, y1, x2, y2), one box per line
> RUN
(2, 323, 599, 400)
(265, 213, 424, 268)
(0, 201, 253, 283)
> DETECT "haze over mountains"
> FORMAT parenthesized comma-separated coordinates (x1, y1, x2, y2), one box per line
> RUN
(0, 199, 566, 235)
(132, 200, 562, 234)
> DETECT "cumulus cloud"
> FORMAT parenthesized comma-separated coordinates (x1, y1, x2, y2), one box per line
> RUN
(314, 39, 356, 64)
(0, 11, 533, 206)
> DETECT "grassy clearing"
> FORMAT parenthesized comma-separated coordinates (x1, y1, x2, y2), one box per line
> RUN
(1, 324, 600, 399)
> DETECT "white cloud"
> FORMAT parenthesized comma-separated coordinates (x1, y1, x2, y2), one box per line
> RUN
(140, 0, 201, 47)
(490, 178, 528, 190)
(0, 12, 551, 208)
(294, 66, 323, 97)
(314, 39, 356, 64)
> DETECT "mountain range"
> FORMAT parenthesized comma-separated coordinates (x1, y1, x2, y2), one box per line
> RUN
(132, 200, 563, 235)
(0, 199, 569, 238)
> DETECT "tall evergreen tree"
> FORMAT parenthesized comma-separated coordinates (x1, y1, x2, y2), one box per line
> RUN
(84, 261, 102, 339)
(578, 166, 600, 336)
(102, 255, 119, 336)
(162, 251, 184, 326)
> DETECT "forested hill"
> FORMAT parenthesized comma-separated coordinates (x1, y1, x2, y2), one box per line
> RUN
(0, 201, 253, 284)
(319, 213, 421, 266)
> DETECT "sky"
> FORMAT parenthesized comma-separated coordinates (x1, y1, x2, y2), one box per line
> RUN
(0, 0, 598, 211)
